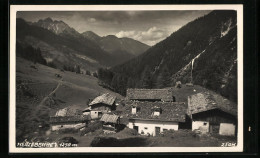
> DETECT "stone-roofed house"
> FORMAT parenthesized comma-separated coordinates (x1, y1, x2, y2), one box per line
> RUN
(89, 93, 116, 119)
(50, 107, 91, 131)
(187, 92, 237, 136)
(126, 88, 175, 102)
(125, 100, 187, 136)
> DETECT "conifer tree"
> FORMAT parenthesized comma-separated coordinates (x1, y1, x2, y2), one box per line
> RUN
(156, 66, 171, 88)
(141, 66, 154, 89)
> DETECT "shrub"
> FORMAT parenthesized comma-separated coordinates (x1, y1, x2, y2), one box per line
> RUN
(85, 70, 91, 76)
(115, 127, 138, 137)
(80, 121, 102, 136)
(47, 61, 57, 69)
(58, 128, 79, 134)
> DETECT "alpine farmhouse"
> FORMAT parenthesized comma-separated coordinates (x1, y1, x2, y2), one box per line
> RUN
(125, 89, 186, 136)
(88, 93, 116, 119)
(187, 92, 237, 136)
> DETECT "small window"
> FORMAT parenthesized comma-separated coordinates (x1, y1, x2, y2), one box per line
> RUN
(95, 112, 97, 114)
(144, 127, 148, 130)
(132, 106, 137, 114)
(153, 111, 160, 116)
(203, 122, 207, 126)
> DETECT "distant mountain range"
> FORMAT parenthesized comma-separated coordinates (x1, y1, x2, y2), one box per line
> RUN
(110, 10, 238, 102)
(16, 17, 150, 71)
(82, 31, 150, 56)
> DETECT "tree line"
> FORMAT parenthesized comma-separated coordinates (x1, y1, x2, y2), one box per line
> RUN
(16, 42, 47, 65)
(97, 66, 173, 96)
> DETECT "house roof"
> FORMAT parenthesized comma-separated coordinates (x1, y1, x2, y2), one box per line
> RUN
(55, 107, 82, 117)
(124, 101, 187, 122)
(89, 93, 116, 106)
(49, 115, 91, 124)
(82, 107, 91, 112)
(100, 114, 119, 123)
(187, 92, 237, 116)
(126, 88, 174, 101)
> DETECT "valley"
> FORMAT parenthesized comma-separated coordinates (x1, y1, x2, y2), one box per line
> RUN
(14, 10, 238, 148)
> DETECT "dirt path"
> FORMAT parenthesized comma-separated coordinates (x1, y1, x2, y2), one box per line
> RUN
(34, 78, 63, 112)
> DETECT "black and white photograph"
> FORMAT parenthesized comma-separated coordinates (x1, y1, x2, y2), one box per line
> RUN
(9, 5, 243, 153)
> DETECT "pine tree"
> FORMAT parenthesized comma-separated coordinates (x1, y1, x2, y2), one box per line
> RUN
(127, 78, 135, 88)
(156, 66, 171, 88)
(97, 68, 104, 80)
(93, 72, 98, 78)
(75, 65, 81, 74)
(141, 66, 154, 89)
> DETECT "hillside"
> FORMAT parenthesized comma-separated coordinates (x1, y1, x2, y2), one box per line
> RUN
(110, 10, 237, 102)
(16, 57, 123, 142)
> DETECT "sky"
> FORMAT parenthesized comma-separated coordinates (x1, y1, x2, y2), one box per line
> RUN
(17, 11, 211, 46)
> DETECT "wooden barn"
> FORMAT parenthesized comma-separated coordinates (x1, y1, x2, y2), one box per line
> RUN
(49, 107, 91, 131)
(187, 92, 237, 136)
(100, 113, 121, 133)
(89, 93, 116, 119)
(126, 101, 187, 136)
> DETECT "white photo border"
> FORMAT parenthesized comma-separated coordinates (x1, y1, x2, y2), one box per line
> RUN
(9, 4, 243, 153)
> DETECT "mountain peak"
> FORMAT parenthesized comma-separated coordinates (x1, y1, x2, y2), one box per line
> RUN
(82, 31, 100, 37)
(43, 17, 53, 23)
(34, 17, 78, 35)
(82, 31, 101, 42)
(105, 35, 118, 39)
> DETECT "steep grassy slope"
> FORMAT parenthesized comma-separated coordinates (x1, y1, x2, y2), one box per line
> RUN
(16, 57, 123, 142)
(110, 10, 237, 102)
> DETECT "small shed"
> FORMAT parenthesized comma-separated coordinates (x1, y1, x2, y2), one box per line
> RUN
(187, 92, 237, 136)
(89, 93, 116, 119)
(126, 88, 175, 102)
(100, 114, 120, 133)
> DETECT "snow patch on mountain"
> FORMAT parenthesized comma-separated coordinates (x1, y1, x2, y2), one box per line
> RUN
(221, 18, 234, 38)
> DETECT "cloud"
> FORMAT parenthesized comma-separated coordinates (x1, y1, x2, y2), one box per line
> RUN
(116, 27, 170, 46)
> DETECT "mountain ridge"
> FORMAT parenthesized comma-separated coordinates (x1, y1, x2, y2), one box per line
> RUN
(81, 31, 150, 57)
(17, 18, 149, 70)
